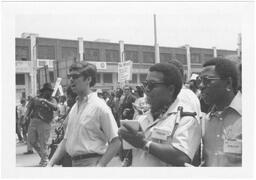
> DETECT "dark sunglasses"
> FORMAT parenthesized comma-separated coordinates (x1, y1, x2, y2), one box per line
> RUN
(142, 80, 166, 91)
(196, 76, 220, 87)
(67, 73, 82, 80)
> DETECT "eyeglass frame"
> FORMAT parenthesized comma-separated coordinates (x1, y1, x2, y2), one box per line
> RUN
(142, 80, 166, 92)
(196, 76, 221, 88)
(67, 73, 83, 80)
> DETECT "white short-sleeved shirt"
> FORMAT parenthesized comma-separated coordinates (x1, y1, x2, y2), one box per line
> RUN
(132, 98, 202, 166)
(177, 87, 202, 121)
(64, 92, 119, 157)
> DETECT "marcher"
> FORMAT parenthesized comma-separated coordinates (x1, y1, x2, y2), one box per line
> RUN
(198, 58, 241, 166)
(16, 106, 23, 143)
(48, 61, 121, 167)
(24, 83, 57, 166)
(119, 85, 136, 120)
(57, 96, 68, 121)
(119, 85, 136, 166)
(118, 63, 201, 166)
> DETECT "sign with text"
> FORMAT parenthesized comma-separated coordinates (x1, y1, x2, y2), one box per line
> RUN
(118, 60, 133, 83)
(52, 77, 64, 97)
(16, 61, 31, 73)
(37, 65, 50, 89)
(87, 61, 107, 70)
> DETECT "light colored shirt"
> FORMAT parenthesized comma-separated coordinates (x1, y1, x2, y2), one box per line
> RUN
(177, 87, 202, 121)
(132, 97, 202, 166)
(64, 92, 119, 157)
(17, 104, 27, 119)
(58, 103, 67, 116)
(203, 91, 242, 166)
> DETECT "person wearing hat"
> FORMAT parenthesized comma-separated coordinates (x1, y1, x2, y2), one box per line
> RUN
(48, 61, 121, 167)
(24, 82, 57, 167)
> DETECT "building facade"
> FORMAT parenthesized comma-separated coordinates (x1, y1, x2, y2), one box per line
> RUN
(15, 34, 237, 103)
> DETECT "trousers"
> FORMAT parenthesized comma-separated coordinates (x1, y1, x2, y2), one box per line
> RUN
(27, 118, 51, 163)
(72, 156, 101, 167)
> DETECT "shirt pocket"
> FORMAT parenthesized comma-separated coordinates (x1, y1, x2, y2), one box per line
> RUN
(150, 126, 173, 144)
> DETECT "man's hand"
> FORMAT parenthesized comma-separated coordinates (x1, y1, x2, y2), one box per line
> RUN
(118, 123, 147, 149)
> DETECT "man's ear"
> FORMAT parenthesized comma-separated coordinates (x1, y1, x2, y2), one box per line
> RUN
(226, 77, 233, 91)
(168, 84, 175, 97)
(87, 76, 92, 85)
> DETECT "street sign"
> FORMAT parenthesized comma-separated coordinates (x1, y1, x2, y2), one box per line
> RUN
(118, 60, 133, 83)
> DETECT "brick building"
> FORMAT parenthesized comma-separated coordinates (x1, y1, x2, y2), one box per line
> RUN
(15, 33, 237, 103)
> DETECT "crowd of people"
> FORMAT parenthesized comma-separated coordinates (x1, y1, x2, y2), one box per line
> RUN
(16, 57, 242, 167)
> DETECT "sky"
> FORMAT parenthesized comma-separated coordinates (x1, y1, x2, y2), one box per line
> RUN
(13, 2, 251, 50)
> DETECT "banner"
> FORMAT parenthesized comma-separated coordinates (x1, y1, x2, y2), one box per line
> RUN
(118, 60, 133, 83)
(87, 61, 107, 70)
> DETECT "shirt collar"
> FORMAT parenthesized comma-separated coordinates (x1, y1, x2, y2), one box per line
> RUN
(76, 92, 96, 103)
(227, 91, 242, 115)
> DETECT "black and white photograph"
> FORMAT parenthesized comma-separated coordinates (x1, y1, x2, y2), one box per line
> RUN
(1, 0, 255, 179)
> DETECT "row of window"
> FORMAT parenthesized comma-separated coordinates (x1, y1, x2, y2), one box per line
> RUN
(16, 45, 213, 64)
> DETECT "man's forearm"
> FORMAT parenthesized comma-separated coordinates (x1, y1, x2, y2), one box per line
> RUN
(147, 142, 191, 166)
(97, 137, 121, 167)
(44, 100, 57, 110)
(48, 139, 67, 166)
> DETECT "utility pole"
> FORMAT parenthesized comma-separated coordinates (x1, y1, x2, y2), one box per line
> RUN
(30, 34, 37, 97)
(154, 14, 160, 63)
(185, 44, 191, 82)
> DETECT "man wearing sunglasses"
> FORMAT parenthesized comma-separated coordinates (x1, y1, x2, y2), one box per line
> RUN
(198, 58, 241, 166)
(118, 63, 201, 166)
(48, 61, 121, 167)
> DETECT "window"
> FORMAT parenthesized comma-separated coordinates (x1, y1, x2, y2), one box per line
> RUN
(16, 46, 29, 61)
(49, 71, 54, 82)
(131, 74, 137, 84)
(38, 45, 55, 59)
(96, 73, 101, 83)
(103, 73, 112, 83)
(16, 74, 25, 85)
(191, 53, 201, 64)
(160, 53, 172, 63)
(84, 48, 100, 61)
(204, 54, 213, 62)
(125, 51, 139, 63)
(139, 74, 147, 82)
(175, 54, 186, 64)
(105, 50, 119, 62)
(62, 47, 78, 61)
(143, 52, 154, 63)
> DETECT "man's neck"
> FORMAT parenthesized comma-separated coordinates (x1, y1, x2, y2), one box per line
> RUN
(77, 89, 92, 101)
(215, 92, 235, 111)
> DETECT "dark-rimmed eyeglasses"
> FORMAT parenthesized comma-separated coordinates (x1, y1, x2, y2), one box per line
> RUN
(67, 73, 82, 80)
(196, 76, 221, 88)
(142, 80, 166, 92)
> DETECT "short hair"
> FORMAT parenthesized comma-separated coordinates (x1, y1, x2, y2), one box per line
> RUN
(149, 63, 182, 99)
(69, 61, 97, 87)
(168, 59, 184, 77)
(203, 58, 238, 92)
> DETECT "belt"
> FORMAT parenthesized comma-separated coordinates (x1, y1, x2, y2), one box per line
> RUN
(71, 153, 102, 161)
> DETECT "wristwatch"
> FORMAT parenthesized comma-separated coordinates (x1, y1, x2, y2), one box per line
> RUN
(143, 141, 152, 153)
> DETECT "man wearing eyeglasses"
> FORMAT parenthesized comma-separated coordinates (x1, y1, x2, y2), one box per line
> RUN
(118, 63, 201, 166)
(48, 61, 121, 167)
(198, 58, 241, 166)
